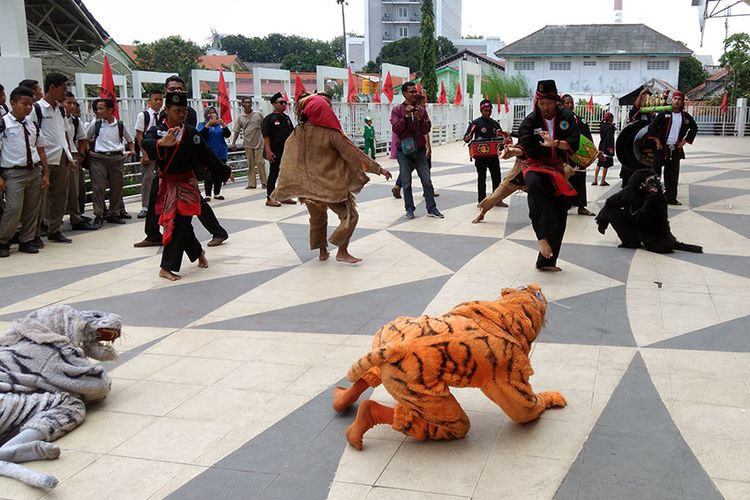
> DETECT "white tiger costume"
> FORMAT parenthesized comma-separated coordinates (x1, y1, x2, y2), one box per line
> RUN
(0, 305, 121, 490)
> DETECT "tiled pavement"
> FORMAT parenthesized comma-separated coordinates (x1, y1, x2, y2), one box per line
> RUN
(1, 138, 749, 500)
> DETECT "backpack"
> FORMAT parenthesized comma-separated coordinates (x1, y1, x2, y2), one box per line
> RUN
(92, 118, 125, 152)
(133, 109, 152, 159)
(32, 101, 65, 140)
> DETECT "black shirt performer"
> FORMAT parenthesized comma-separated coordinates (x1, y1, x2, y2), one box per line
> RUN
(141, 92, 226, 281)
(464, 99, 505, 206)
(647, 91, 697, 205)
(262, 92, 295, 207)
(501, 80, 580, 271)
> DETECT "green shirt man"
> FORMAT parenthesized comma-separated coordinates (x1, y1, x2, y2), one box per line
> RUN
(363, 117, 375, 159)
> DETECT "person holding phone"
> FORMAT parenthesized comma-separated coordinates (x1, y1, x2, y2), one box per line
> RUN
(390, 82, 442, 220)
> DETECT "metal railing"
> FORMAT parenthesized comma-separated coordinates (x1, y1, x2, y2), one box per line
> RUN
(78, 99, 470, 205)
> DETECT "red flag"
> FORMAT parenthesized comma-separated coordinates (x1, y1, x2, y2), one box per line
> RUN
(416, 81, 423, 95)
(373, 84, 381, 103)
(497, 94, 501, 113)
(282, 90, 290, 103)
(347, 66, 357, 104)
(721, 92, 728, 114)
(454, 82, 463, 105)
(504, 94, 510, 113)
(438, 81, 447, 104)
(294, 73, 307, 102)
(100, 55, 119, 119)
(217, 68, 232, 124)
(382, 71, 394, 103)
(586, 95, 594, 114)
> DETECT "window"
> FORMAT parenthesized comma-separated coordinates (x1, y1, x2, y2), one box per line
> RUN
(583, 60, 596, 67)
(550, 61, 571, 71)
(514, 61, 535, 71)
(647, 60, 670, 71)
(609, 61, 631, 71)
(398, 26, 408, 38)
(398, 7, 407, 18)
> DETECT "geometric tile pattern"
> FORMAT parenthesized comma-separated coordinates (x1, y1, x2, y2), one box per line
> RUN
(1, 138, 749, 500)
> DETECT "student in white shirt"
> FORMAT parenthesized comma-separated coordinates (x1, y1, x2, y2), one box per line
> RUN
(134, 89, 163, 218)
(0, 87, 49, 257)
(86, 98, 134, 226)
(62, 92, 96, 231)
(30, 73, 73, 244)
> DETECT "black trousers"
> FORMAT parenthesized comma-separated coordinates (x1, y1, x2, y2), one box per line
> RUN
(569, 169, 588, 207)
(267, 158, 281, 199)
(525, 170, 571, 268)
(144, 177, 228, 242)
(204, 177, 222, 197)
(653, 153, 681, 203)
(474, 157, 501, 204)
(161, 214, 202, 272)
(78, 168, 86, 214)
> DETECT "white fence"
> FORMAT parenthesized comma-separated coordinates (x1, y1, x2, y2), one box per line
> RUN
(75, 97, 473, 205)
(506, 98, 749, 138)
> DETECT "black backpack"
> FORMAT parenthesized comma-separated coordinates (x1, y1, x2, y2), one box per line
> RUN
(133, 109, 152, 159)
(91, 118, 125, 152)
(32, 101, 65, 139)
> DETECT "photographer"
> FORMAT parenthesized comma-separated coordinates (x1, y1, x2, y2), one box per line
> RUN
(390, 82, 442, 219)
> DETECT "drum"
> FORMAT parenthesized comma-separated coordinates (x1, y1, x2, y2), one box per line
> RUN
(569, 134, 598, 168)
(469, 138, 504, 159)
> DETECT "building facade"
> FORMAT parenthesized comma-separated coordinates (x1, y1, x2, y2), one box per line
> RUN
(364, 0, 462, 65)
(497, 24, 692, 97)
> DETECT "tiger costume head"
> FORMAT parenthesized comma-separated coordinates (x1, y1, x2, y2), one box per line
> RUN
(1, 305, 122, 361)
(497, 283, 548, 346)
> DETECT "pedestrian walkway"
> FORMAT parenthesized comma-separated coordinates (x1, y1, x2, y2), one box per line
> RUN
(1, 137, 749, 500)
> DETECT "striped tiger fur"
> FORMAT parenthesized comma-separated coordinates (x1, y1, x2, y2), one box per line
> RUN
(344, 284, 566, 443)
(0, 305, 121, 490)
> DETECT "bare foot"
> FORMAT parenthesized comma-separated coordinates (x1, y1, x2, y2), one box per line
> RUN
(336, 250, 362, 264)
(159, 268, 181, 281)
(197, 251, 208, 268)
(319, 248, 330, 261)
(538, 239, 554, 259)
(538, 266, 562, 272)
(346, 400, 378, 450)
(471, 210, 486, 224)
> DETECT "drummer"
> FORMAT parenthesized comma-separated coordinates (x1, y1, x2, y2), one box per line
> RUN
(560, 94, 596, 215)
(464, 99, 505, 206)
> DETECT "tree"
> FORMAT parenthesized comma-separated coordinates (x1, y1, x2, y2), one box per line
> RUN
(435, 36, 458, 62)
(134, 36, 203, 88)
(720, 32, 750, 100)
(480, 70, 530, 100)
(361, 60, 380, 73)
(377, 37, 421, 72)
(281, 40, 340, 72)
(679, 55, 709, 92)
(419, 0, 438, 102)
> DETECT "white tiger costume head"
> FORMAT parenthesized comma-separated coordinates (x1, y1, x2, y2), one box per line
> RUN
(1, 305, 122, 361)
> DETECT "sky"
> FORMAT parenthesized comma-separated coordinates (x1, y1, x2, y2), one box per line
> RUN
(83, 0, 750, 63)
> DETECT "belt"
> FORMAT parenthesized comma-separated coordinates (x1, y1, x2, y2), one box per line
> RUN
(94, 151, 124, 156)
(6, 163, 40, 170)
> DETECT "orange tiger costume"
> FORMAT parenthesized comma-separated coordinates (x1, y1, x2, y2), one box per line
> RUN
(334, 284, 567, 449)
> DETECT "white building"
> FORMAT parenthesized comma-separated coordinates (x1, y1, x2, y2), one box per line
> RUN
(497, 24, 692, 97)
(363, 0, 462, 67)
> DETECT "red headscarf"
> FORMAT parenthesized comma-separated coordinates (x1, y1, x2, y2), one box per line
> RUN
(300, 94, 343, 133)
(672, 91, 685, 99)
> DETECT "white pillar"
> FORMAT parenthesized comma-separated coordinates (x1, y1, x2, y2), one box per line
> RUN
(0, 0, 43, 88)
(735, 98, 747, 138)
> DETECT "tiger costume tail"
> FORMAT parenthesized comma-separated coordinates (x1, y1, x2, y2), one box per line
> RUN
(347, 345, 407, 383)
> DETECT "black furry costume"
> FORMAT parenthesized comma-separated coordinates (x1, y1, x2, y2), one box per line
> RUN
(596, 169, 702, 254)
